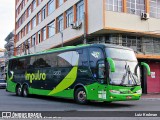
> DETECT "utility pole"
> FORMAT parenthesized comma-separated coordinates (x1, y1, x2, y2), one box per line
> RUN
(27, 42, 30, 54)
(60, 31, 63, 47)
(83, 12, 87, 44)
(24, 43, 27, 55)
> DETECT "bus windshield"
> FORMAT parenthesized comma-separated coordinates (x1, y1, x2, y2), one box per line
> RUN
(106, 47, 137, 61)
(106, 47, 141, 86)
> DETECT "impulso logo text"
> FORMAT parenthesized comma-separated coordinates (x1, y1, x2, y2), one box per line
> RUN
(25, 70, 46, 83)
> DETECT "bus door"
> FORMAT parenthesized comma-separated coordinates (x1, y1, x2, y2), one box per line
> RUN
(76, 48, 92, 85)
(89, 47, 106, 98)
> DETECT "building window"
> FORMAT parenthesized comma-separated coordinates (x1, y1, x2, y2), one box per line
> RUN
(127, 0, 145, 15)
(58, 0, 63, 6)
(77, 0, 84, 21)
(28, 5, 32, 16)
(38, 11, 41, 24)
(17, 45, 21, 55)
(33, 0, 36, 10)
(150, 0, 160, 18)
(21, 14, 25, 24)
(38, 31, 41, 43)
(32, 16, 36, 28)
(24, 11, 27, 19)
(25, 25, 27, 34)
(21, 29, 24, 38)
(28, 38, 31, 48)
(122, 35, 141, 52)
(107, 0, 123, 12)
(42, 6, 46, 21)
(58, 14, 63, 32)
(48, 0, 55, 15)
(48, 21, 55, 37)
(22, 0, 25, 8)
(16, 10, 18, 18)
(23, 27, 26, 36)
(18, 18, 21, 27)
(18, 32, 21, 40)
(25, 0, 28, 5)
(42, 27, 46, 41)
(38, 0, 41, 5)
(143, 37, 160, 54)
(28, 22, 31, 32)
(32, 34, 36, 47)
(66, 7, 73, 28)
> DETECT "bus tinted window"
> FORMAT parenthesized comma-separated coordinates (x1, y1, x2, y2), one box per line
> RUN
(11, 58, 29, 70)
(28, 56, 36, 69)
(78, 49, 88, 66)
(46, 53, 58, 67)
(58, 56, 72, 67)
(89, 47, 104, 78)
(9, 59, 18, 70)
(34, 55, 51, 68)
(89, 47, 104, 67)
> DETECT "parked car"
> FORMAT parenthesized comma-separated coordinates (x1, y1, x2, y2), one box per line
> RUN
(0, 79, 7, 89)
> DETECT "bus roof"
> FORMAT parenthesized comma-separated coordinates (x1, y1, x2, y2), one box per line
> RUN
(103, 44, 133, 51)
(10, 43, 133, 60)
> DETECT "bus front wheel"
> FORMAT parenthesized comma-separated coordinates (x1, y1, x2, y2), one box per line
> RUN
(74, 87, 88, 104)
(16, 85, 22, 96)
(22, 85, 29, 97)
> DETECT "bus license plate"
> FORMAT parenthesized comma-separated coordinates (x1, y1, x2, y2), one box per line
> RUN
(126, 96, 132, 99)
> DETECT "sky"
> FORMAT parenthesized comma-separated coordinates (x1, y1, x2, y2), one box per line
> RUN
(0, 0, 15, 49)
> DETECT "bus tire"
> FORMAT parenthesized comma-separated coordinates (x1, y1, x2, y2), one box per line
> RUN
(22, 85, 29, 97)
(16, 85, 22, 96)
(104, 101, 112, 104)
(74, 87, 88, 104)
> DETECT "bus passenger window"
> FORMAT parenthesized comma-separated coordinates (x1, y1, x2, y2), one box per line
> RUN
(34, 55, 51, 68)
(78, 49, 88, 66)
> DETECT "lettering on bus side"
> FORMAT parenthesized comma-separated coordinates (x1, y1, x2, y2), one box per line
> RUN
(25, 70, 46, 83)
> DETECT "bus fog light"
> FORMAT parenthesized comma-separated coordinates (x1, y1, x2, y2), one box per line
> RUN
(136, 90, 142, 94)
(110, 90, 120, 94)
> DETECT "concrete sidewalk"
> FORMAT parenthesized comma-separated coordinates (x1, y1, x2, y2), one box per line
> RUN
(141, 93, 160, 99)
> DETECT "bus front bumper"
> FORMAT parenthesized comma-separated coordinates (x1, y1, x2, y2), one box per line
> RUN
(107, 93, 141, 101)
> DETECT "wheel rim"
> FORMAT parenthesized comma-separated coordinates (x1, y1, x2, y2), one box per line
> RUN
(77, 91, 86, 102)
(23, 88, 27, 96)
(18, 87, 21, 95)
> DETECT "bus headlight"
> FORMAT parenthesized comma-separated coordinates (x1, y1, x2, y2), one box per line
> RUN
(136, 90, 142, 94)
(110, 90, 120, 94)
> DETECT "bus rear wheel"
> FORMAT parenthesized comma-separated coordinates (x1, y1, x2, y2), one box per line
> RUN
(22, 85, 29, 97)
(74, 87, 88, 104)
(16, 85, 22, 96)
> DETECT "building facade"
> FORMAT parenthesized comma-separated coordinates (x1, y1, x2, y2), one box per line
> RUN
(4, 30, 15, 59)
(15, 0, 160, 93)
(0, 49, 5, 80)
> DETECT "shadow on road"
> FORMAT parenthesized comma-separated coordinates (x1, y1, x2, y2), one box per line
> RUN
(8, 93, 135, 108)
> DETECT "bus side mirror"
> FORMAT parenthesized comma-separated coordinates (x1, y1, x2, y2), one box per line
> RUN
(141, 62, 151, 76)
(106, 58, 115, 72)
(97, 63, 105, 79)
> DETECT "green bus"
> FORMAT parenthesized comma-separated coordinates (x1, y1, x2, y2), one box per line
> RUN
(6, 44, 150, 104)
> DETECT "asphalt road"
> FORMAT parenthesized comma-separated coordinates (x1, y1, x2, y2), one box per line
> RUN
(0, 89, 160, 119)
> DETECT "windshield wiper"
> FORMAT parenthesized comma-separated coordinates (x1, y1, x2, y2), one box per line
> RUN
(120, 63, 138, 86)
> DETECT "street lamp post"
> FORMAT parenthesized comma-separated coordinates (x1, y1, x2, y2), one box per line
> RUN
(59, 31, 63, 47)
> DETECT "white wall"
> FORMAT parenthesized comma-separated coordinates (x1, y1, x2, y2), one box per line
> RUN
(88, 0, 103, 34)
(105, 11, 160, 33)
